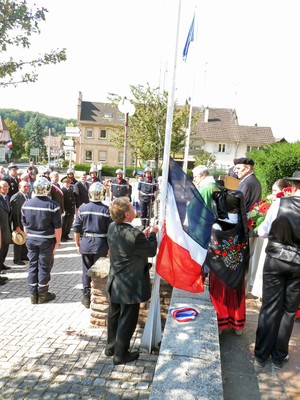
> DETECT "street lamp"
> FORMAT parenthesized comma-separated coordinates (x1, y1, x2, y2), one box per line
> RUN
(118, 97, 135, 178)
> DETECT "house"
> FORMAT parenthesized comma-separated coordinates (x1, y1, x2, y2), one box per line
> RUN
(187, 107, 276, 170)
(75, 92, 276, 171)
(76, 92, 132, 167)
(0, 116, 12, 163)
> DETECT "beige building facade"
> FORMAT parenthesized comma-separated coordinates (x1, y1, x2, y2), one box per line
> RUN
(76, 92, 133, 167)
(75, 93, 277, 171)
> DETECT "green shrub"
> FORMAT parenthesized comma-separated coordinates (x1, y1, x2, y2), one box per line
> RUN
(247, 141, 300, 197)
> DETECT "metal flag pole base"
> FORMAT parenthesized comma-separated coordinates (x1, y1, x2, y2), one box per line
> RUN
(140, 271, 162, 353)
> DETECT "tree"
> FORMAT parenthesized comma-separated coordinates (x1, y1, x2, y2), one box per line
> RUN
(247, 141, 300, 197)
(0, 0, 66, 86)
(108, 83, 189, 173)
(4, 118, 26, 159)
(25, 115, 47, 158)
(194, 150, 216, 168)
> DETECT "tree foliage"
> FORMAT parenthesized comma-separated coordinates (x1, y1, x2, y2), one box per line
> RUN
(194, 149, 216, 168)
(0, 108, 76, 133)
(0, 0, 66, 86)
(108, 83, 189, 169)
(4, 118, 26, 159)
(247, 141, 300, 197)
(24, 115, 47, 156)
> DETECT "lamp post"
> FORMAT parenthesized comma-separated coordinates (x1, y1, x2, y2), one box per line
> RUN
(118, 97, 135, 178)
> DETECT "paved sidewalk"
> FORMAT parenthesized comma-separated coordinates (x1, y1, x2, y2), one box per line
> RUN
(1, 237, 300, 399)
(0, 240, 158, 399)
(220, 294, 300, 400)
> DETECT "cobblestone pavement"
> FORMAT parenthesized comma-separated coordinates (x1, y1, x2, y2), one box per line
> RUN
(0, 239, 158, 400)
(1, 233, 300, 399)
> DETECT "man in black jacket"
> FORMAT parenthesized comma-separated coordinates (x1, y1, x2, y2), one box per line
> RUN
(73, 172, 90, 209)
(254, 171, 300, 369)
(61, 176, 76, 241)
(5, 164, 19, 198)
(105, 197, 158, 365)
(0, 180, 11, 279)
(234, 157, 261, 213)
(10, 181, 30, 264)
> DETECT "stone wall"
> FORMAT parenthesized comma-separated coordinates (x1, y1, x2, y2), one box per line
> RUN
(88, 257, 172, 329)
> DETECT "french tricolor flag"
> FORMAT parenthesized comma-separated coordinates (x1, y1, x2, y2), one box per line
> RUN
(156, 158, 216, 293)
(6, 139, 12, 149)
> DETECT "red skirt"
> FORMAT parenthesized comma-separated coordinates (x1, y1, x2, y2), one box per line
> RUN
(209, 271, 246, 331)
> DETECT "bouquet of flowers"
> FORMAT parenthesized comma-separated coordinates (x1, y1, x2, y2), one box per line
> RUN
(248, 186, 292, 233)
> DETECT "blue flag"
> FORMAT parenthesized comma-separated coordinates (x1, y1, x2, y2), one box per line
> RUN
(182, 14, 195, 61)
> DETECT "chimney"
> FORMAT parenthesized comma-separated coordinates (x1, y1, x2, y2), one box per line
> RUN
(77, 91, 82, 122)
(204, 107, 209, 123)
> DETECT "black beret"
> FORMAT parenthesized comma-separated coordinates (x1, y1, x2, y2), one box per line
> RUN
(234, 157, 254, 166)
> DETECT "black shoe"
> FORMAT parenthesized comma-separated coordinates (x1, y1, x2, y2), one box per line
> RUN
(1, 264, 11, 270)
(61, 238, 68, 242)
(113, 351, 139, 365)
(253, 357, 267, 368)
(272, 355, 289, 369)
(22, 257, 29, 261)
(13, 260, 25, 266)
(81, 295, 90, 308)
(30, 294, 38, 304)
(0, 278, 7, 285)
(0, 276, 8, 281)
(38, 292, 56, 304)
(105, 347, 114, 357)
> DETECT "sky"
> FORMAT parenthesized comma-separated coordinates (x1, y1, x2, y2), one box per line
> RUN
(0, 0, 299, 143)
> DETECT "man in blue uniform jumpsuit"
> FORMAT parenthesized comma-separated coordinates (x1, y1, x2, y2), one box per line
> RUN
(137, 167, 157, 229)
(73, 182, 112, 308)
(22, 177, 62, 304)
(110, 169, 129, 201)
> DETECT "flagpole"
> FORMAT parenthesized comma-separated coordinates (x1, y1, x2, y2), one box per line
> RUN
(141, 0, 182, 353)
(183, 8, 197, 173)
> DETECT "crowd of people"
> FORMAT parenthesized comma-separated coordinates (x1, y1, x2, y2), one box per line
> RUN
(1, 157, 299, 369)
(0, 161, 159, 365)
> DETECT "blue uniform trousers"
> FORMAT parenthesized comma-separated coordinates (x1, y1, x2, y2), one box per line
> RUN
(27, 238, 55, 294)
(140, 200, 152, 228)
(82, 253, 102, 296)
(62, 213, 74, 239)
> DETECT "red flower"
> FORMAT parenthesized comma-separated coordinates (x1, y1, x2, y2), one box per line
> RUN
(247, 218, 254, 229)
(236, 244, 241, 251)
(283, 186, 292, 193)
(229, 237, 234, 242)
(214, 249, 221, 255)
(222, 251, 228, 257)
(258, 203, 271, 213)
(276, 191, 284, 198)
(229, 245, 235, 251)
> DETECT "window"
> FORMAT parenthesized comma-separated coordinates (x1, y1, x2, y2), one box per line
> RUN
(85, 150, 92, 161)
(98, 151, 107, 162)
(118, 151, 124, 163)
(104, 113, 113, 119)
(247, 145, 260, 152)
(86, 129, 93, 138)
(99, 129, 107, 139)
(218, 143, 226, 153)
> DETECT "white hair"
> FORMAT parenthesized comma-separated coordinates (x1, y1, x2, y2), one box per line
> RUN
(192, 165, 208, 178)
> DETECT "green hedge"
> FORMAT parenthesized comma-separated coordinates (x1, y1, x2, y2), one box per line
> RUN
(73, 164, 146, 178)
(247, 141, 300, 197)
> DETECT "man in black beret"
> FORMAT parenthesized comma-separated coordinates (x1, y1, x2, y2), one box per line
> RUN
(234, 157, 262, 293)
(234, 157, 261, 212)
